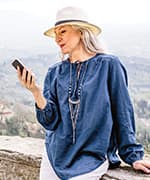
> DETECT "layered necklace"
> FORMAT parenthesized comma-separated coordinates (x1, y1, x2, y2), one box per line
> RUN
(68, 61, 88, 144)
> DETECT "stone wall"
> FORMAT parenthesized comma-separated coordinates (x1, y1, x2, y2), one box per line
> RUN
(0, 136, 150, 180)
(0, 136, 44, 180)
(0, 150, 41, 180)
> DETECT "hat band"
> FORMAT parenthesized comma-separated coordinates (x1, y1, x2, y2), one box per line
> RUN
(55, 19, 88, 26)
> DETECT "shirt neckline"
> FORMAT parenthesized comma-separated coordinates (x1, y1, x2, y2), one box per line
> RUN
(66, 53, 102, 65)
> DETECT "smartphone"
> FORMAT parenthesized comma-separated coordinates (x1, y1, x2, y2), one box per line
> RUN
(12, 58, 30, 82)
(12, 59, 26, 74)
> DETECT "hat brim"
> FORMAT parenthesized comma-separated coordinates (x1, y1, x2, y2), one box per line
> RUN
(44, 21, 102, 38)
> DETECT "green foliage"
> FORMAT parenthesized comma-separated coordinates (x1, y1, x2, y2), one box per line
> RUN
(134, 97, 150, 153)
(0, 102, 45, 139)
(5, 116, 27, 136)
(136, 122, 150, 153)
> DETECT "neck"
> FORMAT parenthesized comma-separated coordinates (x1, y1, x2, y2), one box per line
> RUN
(69, 51, 96, 63)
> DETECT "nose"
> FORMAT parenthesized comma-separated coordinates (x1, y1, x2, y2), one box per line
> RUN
(55, 34, 62, 44)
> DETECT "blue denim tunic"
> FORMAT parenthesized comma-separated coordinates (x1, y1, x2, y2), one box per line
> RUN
(36, 53, 144, 179)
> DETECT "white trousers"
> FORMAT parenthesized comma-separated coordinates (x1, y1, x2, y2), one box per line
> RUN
(40, 147, 109, 180)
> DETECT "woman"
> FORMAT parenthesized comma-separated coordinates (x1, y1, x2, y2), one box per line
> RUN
(17, 6, 150, 180)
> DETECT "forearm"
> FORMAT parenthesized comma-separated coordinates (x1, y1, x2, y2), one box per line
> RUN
(32, 88, 46, 110)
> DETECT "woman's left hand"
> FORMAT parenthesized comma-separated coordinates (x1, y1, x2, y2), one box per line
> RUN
(132, 160, 150, 174)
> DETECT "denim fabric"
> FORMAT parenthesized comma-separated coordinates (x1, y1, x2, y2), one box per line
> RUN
(36, 53, 144, 179)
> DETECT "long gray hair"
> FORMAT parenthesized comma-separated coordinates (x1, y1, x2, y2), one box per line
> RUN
(74, 25, 105, 54)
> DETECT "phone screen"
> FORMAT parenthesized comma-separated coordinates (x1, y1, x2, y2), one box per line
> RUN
(12, 59, 25, 74)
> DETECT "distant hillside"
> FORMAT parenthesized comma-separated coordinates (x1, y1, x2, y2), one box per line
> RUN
(120, 56, 150, 87)
(102, 23, 150, 58)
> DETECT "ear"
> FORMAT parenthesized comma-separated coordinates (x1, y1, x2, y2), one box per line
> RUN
(80, 31, 84, 41)
(78, 30, 83, 40)
(79, 30, 83, 35)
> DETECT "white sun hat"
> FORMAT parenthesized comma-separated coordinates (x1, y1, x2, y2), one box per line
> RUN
(44, 6, 102, 38)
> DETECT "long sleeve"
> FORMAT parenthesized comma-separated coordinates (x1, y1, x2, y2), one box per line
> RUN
(108, 57, 144, 165)
(35, 67, 60, 130)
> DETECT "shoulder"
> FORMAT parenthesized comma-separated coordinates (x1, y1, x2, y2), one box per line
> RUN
(47, 61, 63, 73)
(97, 53, 126, 70)
(46, 59, 68, 75)
(45, 59, 68, 81)
(96, 53, 121, 65)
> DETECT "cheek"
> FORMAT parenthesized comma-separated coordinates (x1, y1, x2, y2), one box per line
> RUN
(70, 36, 81, 48)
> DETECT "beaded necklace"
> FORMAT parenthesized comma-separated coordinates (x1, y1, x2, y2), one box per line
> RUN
(68, 61, 88, 144)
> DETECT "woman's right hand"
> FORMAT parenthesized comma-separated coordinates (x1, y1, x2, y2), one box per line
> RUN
(17, 66, 39, 94)
(17, 66, 46, 109)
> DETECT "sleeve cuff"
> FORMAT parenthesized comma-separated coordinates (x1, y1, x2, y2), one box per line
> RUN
(35, 102, 49, 112)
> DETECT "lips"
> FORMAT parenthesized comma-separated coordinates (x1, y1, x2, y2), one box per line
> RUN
(59, 44, 65, 49)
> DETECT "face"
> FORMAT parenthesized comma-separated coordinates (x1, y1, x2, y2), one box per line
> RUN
(54, 25, 82, 54)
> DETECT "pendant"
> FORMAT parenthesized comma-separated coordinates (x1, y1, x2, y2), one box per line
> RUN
(69, 97, 80, 105)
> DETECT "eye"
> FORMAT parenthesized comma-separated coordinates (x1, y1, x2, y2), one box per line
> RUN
(61, 30, 66, 34)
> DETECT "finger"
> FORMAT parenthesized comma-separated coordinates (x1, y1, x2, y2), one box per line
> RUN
(28, 69, 35, 84)
(26, 69, 36, 89)
(141, 161, 150, 173)
(26, 71, 32, 85)
(17, 66, 22, 79)
(142, 161, 150, 169)
(17, 67, 26, 87)
(30, 72, 35, 85)
(134, 163, 150, 174)
(140, 165, 150, 174)
(22, 68, 28, 82)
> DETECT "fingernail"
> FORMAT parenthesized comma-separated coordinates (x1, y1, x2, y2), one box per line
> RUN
(146, 169, 150, 173)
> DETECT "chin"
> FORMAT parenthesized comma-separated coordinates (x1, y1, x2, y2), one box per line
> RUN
(61, 50, 70, 54)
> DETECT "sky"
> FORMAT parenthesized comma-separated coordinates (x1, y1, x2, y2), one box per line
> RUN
(0, 0, 150, 24)
(0, 0, 150, 54)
